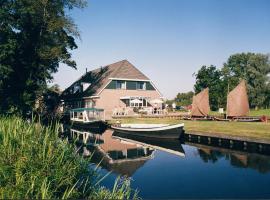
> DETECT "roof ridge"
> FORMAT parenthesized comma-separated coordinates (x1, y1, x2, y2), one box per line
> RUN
(85, 59, 127, 73)
(109, 60, 127, 78)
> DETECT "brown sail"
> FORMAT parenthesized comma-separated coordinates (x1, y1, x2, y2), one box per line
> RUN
(191, 88, 210, 117)
(226, 80, 249, 117)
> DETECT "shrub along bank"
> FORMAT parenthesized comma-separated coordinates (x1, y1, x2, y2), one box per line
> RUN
(0, 116, 138, 199)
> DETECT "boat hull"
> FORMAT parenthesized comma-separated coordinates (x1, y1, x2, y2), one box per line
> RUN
(71, 121, 107, 134)
(111, 124, 184, 139)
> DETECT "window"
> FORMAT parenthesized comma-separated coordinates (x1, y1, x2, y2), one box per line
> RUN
(116, 80, 126, 89)
(136, 82, 146, 90)
(73, 84, 81, 93)
(85, 101, 95, 108)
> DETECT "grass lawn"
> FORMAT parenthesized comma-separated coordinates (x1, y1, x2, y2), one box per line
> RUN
(110, 117, 270, 143)
(249, 109, 270, 116)
(209, 109, 270, 117)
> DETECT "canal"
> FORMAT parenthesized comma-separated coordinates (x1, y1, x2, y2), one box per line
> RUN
(64, 126, 270, 199)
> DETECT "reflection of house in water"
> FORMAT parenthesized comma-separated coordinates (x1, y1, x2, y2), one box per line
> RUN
(191, 142, 270, 174)
(70, 128, 186, 176)
(98, 130, 154, 163)
(71, 128, 104, 145)
(70, 128, 155, 177)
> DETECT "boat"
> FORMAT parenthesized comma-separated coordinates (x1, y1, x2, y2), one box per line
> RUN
(226, 80, 250, 118)
(232, 116, 262, 122)
(70, 107, 107, 129)
(111, 123, 184, 139)
(191, 88, 210, 117)
(112, 132, 185, 157)
(213, 117, 230, 122)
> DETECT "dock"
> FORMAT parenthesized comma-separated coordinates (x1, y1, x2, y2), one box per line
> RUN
(184, 132, 270, 155)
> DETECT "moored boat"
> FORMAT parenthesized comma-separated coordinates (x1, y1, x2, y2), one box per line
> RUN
(111, 123, 184, 139)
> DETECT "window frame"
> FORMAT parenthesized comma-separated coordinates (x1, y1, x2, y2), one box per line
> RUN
(116, 80, 126, 90)
(136, 82, 146, 90)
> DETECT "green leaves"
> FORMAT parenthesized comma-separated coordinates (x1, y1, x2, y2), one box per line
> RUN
(223, 53, 270, 109)
(175, 91, 194, 106)
(0, 116, 139, 199)
(0, 0, 87, 115)
(194, 65, 224, 110)
(194, 53, 270, 110)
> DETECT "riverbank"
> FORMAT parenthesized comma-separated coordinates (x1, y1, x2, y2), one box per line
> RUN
(110, 118, 270, 144)
(209, 108, 270, 117)
(0, 117, 138, 199)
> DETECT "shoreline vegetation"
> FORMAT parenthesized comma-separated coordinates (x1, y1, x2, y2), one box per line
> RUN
(109, 115, 270, 144)
(0, 116, 138, 199)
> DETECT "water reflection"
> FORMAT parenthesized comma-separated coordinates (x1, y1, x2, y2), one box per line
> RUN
(66, 126, 186, 176)
(190, 142, 270, 173)
(62, 125, 270, 198)
(70, 128, 155, 176)
(64, 125, 270, 175)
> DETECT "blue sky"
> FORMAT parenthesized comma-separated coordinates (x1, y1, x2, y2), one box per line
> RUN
(53, 0, 270, 99)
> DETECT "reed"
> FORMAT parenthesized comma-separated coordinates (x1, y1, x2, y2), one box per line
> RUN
(0, 116, 138, 199)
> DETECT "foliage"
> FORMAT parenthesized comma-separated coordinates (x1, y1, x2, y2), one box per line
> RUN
(35, 84, 62, 122)
(222, 53, 270, 109)
(193, 53, 270, 110)
(174, 91, 194, 106)
(92, 177, 139, 199)
(194, 65, 224, 110)
(0, 116, 139, 199)
(0, 0, 86, 115)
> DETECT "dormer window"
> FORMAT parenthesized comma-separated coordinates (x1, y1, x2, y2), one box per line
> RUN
(73, 84, 81, 93)
(136, 82, 146, 90)
(81, 82, 91, 91)
(116, 80, 126, 89)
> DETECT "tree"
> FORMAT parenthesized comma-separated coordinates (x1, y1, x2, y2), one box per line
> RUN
(222, 53, 270, 108)
(194, 65, 224, 110)
(0, 0, 86, 115)
(35, 84, 62, 122)
(174, 91, 194, 106)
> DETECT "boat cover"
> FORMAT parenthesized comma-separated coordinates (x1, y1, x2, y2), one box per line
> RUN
(191, 88, 210, 117)
(226, 80, 249, 117)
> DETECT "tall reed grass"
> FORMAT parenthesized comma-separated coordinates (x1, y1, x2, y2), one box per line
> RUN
(0, 116, 138, 199)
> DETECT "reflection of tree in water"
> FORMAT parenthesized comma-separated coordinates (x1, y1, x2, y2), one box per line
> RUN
(248, 155, 270, 173)
(197, 147, 270, 174)
(231, 154, 270, 174)
(197, 148, 224, 163)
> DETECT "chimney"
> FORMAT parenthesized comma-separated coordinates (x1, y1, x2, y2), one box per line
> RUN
(86, 68, 88, 73)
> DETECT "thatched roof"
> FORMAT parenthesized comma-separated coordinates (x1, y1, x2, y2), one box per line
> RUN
(227, 80, 249, 117)
(191, 88, 210, 117)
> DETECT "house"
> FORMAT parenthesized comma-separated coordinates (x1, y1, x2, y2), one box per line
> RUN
(61, 60, 163, 119)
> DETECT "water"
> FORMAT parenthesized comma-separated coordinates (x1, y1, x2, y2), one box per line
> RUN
(65, 126, 270, 199)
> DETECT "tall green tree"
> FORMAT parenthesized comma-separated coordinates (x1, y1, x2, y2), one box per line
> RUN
(222, 53, 270, 108)
(194, 65, 224, 110)
(175, 91, 194, 106)
(0, 0, 86, 115)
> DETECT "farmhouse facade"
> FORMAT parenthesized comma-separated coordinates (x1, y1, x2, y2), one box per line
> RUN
(61, 60, 163, 119)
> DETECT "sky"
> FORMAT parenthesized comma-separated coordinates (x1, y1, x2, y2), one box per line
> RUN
(52, 0, 270, 99)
